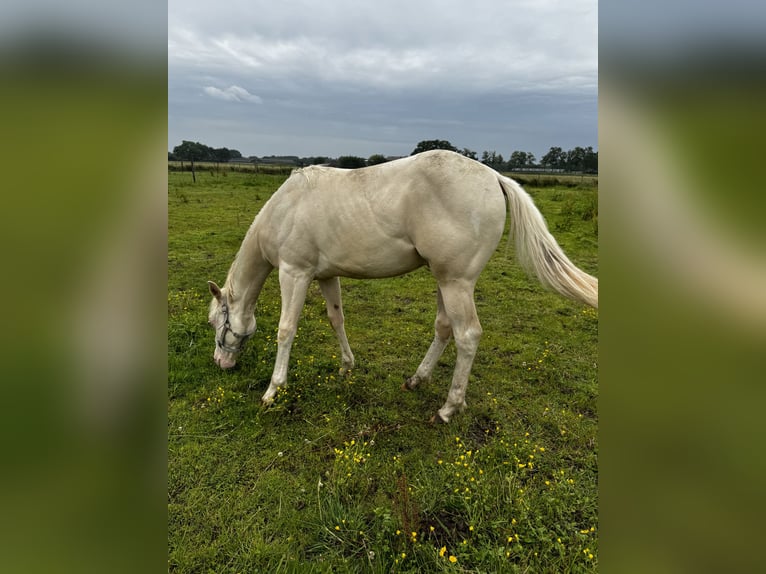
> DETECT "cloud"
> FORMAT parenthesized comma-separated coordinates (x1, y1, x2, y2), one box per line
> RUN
(169, 1, 597, 157)
(202, 85, 262, 103)
(169, 1, 597, 96)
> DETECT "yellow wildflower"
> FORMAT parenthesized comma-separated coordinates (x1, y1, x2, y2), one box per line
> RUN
(449, 555, 458, 563)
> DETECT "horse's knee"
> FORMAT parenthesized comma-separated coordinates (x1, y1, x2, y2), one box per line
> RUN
(435, 315, 452, 342)
(277, 323, 298, 344)
(454, 324, 482, 351)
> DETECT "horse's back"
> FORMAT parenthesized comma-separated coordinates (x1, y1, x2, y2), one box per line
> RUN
(258, 151, 506, 280)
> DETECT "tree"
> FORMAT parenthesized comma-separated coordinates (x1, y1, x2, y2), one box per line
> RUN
(173, 140, 212, 163)
(460, 148, 478, 160)
(172, 140, 213, 182)
(212, 147, 232, 163)
(583, 147, 598, 173)
(367, 154, 389, 166)
(411, 140, 458, 155)
(507, 151, 527, 169)
(507, 151, 536, 170)
(336, 156, 367, 169)
(565, 147, 587, 172)
(541, 147, 565, 170)
(481, 150, 504, 170)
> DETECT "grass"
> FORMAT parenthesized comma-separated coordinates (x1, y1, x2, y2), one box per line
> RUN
(168, 168, 598, 572)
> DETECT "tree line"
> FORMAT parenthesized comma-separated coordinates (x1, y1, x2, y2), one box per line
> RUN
(169, 139, 597, 174)
(169, 141, 243, 163)
(410, 140, 597, 173)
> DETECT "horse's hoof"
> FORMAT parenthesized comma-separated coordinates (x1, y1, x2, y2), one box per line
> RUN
(402, 376, 419, 391)
(339, 365, 353, 377)
(429, 412, 448, 424)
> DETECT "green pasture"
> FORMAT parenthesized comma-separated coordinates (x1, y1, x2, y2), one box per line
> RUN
(168, 168, 598, 572)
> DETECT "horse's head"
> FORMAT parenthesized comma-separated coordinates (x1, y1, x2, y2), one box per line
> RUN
(207, 281, 256, 369)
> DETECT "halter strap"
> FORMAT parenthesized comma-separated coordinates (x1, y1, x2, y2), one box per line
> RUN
(216, 301, 254, 354)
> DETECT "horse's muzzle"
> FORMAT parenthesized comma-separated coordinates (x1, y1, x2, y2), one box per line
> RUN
(214, 350, 237, 370)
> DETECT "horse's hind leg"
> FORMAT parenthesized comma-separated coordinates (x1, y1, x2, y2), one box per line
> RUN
(262, 267, 311, 405)
(318, 277, 355, 374)
(404, 287, 452, 390)
(432, 280, 482, 423)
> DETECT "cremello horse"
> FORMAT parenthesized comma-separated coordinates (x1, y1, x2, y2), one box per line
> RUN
(208, 150, 597, 423)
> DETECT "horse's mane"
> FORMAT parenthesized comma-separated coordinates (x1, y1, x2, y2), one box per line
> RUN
(294, 164, 332, 188)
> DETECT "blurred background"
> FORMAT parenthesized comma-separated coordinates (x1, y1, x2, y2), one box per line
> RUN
(0, 1, 166, 572)
(601, 1, 766, 572)
(0, 1, 764, 572)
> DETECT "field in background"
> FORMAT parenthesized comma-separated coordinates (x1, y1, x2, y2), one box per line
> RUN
(168, 160, 598, 187)
(168, 160, 296, 175)
(168, 169, 598, 572)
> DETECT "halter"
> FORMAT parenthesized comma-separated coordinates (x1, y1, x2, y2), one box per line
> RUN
(216, 300, 254, 354)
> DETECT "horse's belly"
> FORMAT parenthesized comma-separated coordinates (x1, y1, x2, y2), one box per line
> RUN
(314, 239, 426, 280)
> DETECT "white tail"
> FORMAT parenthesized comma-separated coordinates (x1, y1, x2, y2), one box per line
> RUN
(499, 176, 598, 308)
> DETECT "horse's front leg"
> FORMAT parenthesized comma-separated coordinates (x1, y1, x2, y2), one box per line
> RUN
(262, 267, 311, 405)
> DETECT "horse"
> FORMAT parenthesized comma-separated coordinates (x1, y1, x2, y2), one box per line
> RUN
(207, 150, 597, 423)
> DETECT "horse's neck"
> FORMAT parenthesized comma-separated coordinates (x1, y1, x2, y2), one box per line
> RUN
(224, 232, 272, 312)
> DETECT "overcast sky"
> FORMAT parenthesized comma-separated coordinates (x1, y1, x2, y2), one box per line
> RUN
(168, 0, 597, 159)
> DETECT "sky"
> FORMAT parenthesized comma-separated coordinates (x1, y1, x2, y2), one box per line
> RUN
(168, 0, 598, 159)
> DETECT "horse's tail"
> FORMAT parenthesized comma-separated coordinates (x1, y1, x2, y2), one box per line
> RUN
(498, 175, 598, 308)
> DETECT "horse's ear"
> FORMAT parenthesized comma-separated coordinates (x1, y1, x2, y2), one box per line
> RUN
(207, 281, 223, 301)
